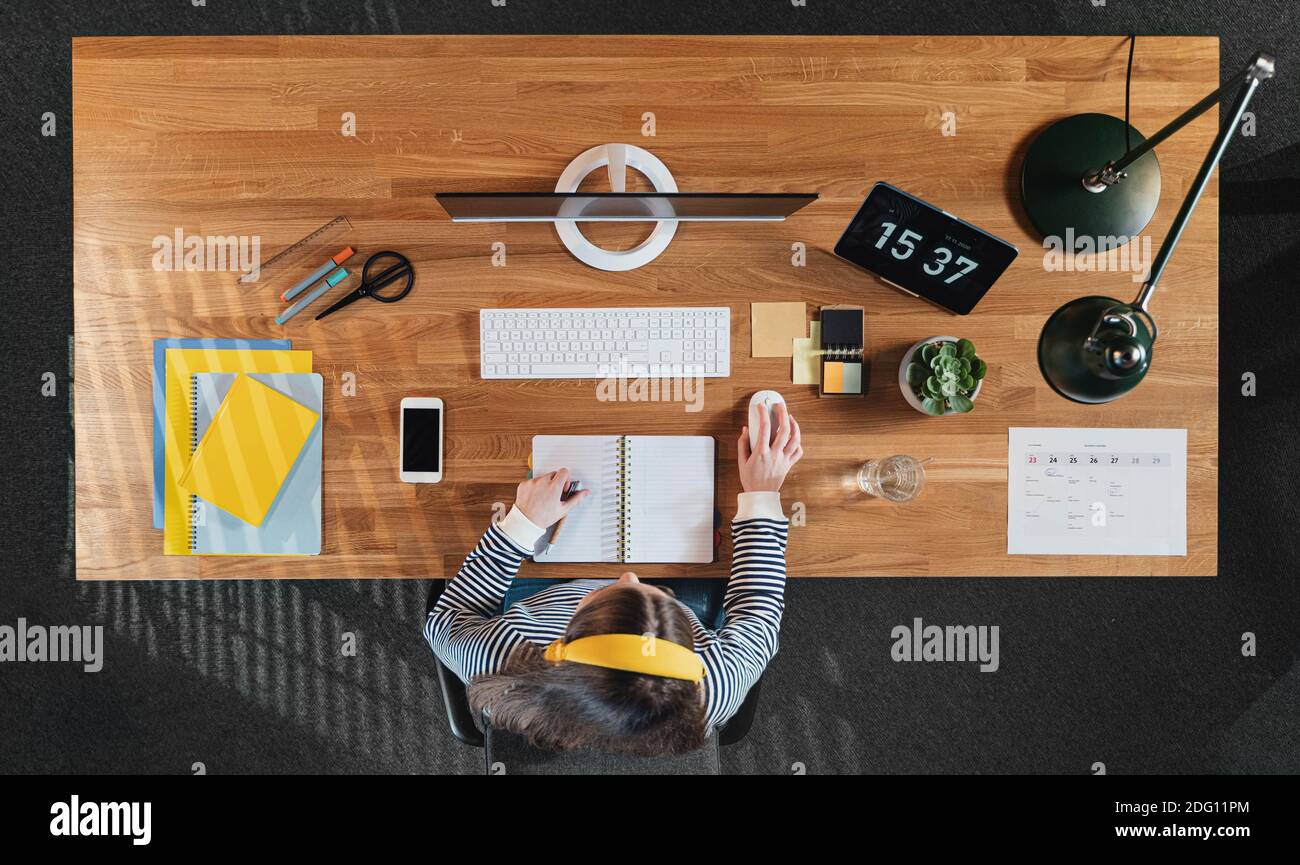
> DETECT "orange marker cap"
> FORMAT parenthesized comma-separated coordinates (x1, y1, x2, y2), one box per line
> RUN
(332, 246, 355, 265)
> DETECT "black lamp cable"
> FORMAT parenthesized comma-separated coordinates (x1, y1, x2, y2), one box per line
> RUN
(1124, 34, 1136, 154)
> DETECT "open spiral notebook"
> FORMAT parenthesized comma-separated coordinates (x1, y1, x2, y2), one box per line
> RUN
(531, 435, 715, 563)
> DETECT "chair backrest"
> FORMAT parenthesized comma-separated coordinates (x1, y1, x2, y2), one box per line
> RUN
(484, 726, 721, 775)
(427, 578, 760, 756)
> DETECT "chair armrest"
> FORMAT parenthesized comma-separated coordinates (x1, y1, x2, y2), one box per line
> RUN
(437, 656, 484, 748)
(717, 673, 763, 747)
(426, 579, 485, 748)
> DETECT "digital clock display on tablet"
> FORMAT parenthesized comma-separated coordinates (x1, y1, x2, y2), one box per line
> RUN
(834, 182, 1018, 315)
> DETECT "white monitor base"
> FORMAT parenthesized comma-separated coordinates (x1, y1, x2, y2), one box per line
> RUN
(553, 143, 678, 271)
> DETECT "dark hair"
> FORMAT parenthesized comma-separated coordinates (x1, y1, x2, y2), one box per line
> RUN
(466, 586, 707, 756)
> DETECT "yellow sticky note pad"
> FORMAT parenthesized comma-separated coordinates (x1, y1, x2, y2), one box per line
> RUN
(792, 321, 821, 385)
(751, 302, 807, 357)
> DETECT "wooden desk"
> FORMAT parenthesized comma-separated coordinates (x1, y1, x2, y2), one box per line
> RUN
(73, 35, 1218, 579)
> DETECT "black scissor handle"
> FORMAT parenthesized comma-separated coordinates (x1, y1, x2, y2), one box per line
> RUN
(362, 251, 414, 303)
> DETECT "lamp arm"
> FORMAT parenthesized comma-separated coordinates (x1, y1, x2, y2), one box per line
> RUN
(1110, 84, 1223, 176)
(1131, 52, 1275, 312)
(1086, 53, 1275, 191)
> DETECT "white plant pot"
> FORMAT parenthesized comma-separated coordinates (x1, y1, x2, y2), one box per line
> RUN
(898, 336, 983, 417)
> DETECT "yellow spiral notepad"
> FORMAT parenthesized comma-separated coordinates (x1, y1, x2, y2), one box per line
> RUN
(162, 348, 312, 555)
(178, 373, 320, 527)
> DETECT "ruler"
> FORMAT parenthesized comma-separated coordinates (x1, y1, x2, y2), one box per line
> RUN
(236, 215, 352, 286)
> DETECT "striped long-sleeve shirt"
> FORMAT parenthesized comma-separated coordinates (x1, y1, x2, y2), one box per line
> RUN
(424, 492, 789, 730)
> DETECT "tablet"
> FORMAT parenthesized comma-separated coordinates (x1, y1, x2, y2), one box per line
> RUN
(834, 182, 1018, 315)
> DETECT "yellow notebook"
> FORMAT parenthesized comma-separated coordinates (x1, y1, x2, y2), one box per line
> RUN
(162, 347, 312, 555)
(178, 374, 320, 527)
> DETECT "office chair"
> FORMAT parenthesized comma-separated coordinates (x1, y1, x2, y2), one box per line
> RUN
(424, 579, 765, 757)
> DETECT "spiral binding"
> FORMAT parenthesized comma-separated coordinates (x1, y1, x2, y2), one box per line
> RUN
(188, 375, 200, 553)
(823, 343, 865, 361)
(615, 435, 630, 563)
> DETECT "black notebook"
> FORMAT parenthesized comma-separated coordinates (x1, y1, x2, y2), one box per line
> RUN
(819, 305, 867, 397)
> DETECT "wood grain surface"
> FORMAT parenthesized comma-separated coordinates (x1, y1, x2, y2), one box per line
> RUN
(73, 36, 1219, 578)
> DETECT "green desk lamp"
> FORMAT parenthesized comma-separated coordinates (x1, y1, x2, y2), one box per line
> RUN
(1026, 51, 1274, 403)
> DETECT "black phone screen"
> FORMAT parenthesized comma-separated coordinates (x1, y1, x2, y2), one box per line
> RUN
(402, 408, 441, 473)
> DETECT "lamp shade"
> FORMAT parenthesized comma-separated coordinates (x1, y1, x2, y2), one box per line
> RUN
(1020, 113, 1160, 249)
(1038, 296, 1156, 404)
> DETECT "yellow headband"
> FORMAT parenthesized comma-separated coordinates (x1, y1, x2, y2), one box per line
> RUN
(543, 634, 706, 683)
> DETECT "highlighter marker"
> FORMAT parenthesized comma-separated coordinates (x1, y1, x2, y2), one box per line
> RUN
(281, 247, 354, 302)
(276, 267, 348, 325)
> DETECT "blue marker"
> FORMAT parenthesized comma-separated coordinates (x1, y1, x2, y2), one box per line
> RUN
(281, 247, 354, 301)
(276, 267, 348, 325)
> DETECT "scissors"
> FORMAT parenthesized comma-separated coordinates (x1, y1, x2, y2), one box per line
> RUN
(314, 251, 414, 320)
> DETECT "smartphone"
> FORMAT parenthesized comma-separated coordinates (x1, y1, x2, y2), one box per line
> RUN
(399, 397, 444, 483)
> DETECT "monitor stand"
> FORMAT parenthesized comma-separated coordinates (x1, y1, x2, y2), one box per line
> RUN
(554, 143, 678, 271)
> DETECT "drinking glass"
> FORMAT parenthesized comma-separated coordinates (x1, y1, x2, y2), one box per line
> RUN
(857, 455, 927, 502)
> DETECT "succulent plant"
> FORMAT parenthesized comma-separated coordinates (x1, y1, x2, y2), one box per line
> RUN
(905, 338, 986, 416)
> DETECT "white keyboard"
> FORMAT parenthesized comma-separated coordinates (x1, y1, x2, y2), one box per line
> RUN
(479, 307, 731, 379)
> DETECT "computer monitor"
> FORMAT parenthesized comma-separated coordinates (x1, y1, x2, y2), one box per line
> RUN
(434, 192, 818, 222)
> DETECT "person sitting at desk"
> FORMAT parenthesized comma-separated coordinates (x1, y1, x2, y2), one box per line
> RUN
(424, 406, 802, 756)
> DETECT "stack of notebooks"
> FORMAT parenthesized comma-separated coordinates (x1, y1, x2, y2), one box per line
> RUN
(152, 338, 323, 556)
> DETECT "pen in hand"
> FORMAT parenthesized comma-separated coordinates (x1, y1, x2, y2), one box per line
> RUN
(548, 480, 583, 547)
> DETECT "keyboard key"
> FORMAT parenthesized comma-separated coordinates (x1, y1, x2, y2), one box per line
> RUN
(531, 364, 608, 376)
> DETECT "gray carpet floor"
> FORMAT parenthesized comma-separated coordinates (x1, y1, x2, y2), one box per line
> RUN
(1, 0, 1296, 774)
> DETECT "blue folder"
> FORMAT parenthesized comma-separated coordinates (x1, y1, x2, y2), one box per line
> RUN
(187, 372, 323, 555)
(151, 337, 290, 528)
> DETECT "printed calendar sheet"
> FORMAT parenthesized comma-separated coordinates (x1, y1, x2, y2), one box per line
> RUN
(1008, 428, 1187, 556)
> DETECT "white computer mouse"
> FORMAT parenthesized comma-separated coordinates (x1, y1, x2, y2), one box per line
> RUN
(747, 390, 786, 450)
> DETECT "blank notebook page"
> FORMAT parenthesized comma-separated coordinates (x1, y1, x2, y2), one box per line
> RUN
(532, 436, 620, 563)
(627, 436, 715, 563)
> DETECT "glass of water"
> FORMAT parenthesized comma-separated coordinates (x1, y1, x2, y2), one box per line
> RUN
(857, 455, 928, 502)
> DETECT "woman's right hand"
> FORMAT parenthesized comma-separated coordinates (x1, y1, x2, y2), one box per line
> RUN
(514, 468, 590, 528)
(737, 402, 803, 493)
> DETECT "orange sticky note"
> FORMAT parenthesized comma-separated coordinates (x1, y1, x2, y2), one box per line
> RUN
(823, 361, 844, 393)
